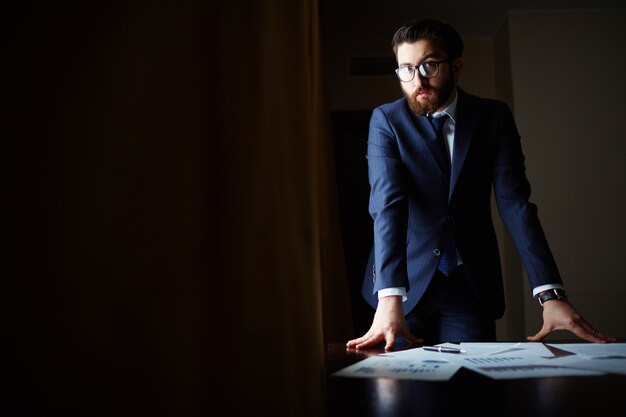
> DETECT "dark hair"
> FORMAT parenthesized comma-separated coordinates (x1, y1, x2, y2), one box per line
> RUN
(391, 18, 464, 59)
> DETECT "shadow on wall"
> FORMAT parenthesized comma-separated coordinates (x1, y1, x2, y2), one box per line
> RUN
(331, 110, 375, 337)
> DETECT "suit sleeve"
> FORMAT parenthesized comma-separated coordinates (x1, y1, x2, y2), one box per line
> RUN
(492, 104, 562, 289)
(367, 107, 410, 293)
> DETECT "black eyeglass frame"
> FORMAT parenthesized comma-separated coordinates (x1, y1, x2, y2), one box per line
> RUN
(395, 59, 451, 82)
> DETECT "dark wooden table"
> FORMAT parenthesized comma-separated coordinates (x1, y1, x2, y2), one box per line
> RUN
(324, 342, 624, 417)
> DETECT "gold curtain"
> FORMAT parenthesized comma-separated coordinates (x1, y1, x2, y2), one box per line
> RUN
(214, 1, 353, 415)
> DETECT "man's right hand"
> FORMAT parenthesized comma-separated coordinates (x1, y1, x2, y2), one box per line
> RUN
(346, 295, 423, 351)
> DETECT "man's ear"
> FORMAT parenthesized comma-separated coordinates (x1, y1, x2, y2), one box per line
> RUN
(452, 57, 463, 83)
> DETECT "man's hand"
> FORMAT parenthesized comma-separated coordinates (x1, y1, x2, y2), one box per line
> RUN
(346, 296, 423, 351)
(527, 300, 616, 343)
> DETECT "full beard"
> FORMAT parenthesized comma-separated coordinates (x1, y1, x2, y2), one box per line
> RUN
(404, 77, 456, 116)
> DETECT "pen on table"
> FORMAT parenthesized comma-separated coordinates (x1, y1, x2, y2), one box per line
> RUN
(422, 346, 467, 354)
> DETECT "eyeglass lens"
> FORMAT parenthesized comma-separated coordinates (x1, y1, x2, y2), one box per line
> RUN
(396, 62, 439, 81)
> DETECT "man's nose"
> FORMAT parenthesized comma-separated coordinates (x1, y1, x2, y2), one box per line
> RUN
(412, 73, 426, 88)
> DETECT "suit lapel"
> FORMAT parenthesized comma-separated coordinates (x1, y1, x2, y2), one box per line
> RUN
(450, 90, 475, 198)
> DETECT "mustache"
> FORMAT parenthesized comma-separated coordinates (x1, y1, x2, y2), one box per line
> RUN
(413, 87, 432, 97)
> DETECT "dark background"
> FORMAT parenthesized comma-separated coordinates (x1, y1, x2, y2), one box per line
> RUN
(6, 3, 216, 416)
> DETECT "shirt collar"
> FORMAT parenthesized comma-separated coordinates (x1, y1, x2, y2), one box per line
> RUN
(430, 88, 458, 124)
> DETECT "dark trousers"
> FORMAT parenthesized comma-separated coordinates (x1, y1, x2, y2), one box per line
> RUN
(404, 266, 496, 345)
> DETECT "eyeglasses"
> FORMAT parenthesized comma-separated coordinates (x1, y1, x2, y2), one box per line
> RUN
(395, 60, 450, 82)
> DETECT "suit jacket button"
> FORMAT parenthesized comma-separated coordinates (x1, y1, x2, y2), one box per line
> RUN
(433, 249, 441, 256)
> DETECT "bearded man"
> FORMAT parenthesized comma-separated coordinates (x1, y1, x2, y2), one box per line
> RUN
(346, 18, 613, 350)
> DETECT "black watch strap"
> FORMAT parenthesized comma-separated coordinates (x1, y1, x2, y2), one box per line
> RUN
(536, 288, 568, 306)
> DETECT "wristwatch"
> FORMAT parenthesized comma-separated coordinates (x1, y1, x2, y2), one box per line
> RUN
(536, 288, 568, 306)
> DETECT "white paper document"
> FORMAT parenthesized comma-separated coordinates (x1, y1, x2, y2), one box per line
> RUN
(333, 352, 462, 381)
(451, 342, 603, 379)
(334, 342, 621, 381)
(546, 343, 626, 359)
(543, 343, 626, 375)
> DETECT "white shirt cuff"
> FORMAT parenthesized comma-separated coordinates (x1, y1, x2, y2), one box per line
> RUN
(532, 283, 564, 298)
(378, 287, 408, 302)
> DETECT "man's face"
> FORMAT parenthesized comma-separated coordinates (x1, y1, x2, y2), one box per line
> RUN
(396, 39, 463, 116)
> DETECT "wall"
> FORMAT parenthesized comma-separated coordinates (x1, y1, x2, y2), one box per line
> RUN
(507, 10, 626, 339)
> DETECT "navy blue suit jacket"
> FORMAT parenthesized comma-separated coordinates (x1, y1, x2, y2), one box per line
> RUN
(362, 88, 562, 319)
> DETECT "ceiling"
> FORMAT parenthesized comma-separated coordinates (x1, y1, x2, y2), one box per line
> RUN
(321, 0, 626, 38)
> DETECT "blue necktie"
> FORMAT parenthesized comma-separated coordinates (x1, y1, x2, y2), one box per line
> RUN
(429, 115, 457, 276)
(430, 115, 451, 172)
